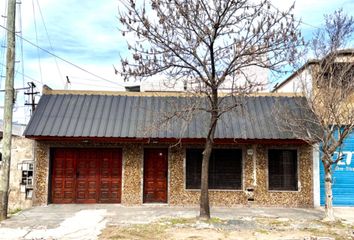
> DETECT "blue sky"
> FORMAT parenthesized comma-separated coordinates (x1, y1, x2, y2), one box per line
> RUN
(0, 0, 353, 123)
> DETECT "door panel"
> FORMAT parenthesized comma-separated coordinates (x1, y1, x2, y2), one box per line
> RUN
(51, 148, 122, 204)
(99, 149, 122, 203)
(143, 148, 168, 203)
(52, 149, 76, 203)
(76, 150, 99, 203)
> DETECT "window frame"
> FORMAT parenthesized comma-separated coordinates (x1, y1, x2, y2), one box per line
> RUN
(184, 147, 244, 191)
(267, 147, 300, 192)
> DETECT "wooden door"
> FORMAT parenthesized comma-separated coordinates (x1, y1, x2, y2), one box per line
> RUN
(76, 150, 100, 203)
(143, 148, 168, 203)
(51, 148, 122, 204)
(52, 149, 76, 203)
(99, 149, 122, 203)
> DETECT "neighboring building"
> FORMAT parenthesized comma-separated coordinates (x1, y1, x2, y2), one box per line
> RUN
(272, 49, 354, 206)
(272, 49, 354, 94)
(23, 88, 319, 207)
(0, 121, 34, 212)
(135, 65, 270, 93)
(320, 131, 354, 206)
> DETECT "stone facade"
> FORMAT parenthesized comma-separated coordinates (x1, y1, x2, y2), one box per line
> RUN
(121, 144, 143, 205)
(32, 142, 50, 206)
(1, 136, 35, 211)
(33, 141, 313, 207)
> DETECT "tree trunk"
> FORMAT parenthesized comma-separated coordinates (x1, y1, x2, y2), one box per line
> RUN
(199, 90, 218, 220)
(324, 167, 335, 221)
(199, 138, 213, 220)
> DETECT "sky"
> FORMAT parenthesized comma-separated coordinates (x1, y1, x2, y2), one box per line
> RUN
(0, 0, 353, 123)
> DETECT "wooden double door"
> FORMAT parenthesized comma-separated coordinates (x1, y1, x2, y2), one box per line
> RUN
(143, 148, 168, 203)
(51, 148, 122, 204)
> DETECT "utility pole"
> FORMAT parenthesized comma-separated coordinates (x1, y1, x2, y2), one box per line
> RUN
(0, 0, 16, 220)
(24, 82, 39, 114)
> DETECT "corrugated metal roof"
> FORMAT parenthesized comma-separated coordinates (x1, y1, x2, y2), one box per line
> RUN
(24, 94, 313, 140)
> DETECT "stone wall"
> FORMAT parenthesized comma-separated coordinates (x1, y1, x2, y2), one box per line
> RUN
(3, 137, 34, 211)
(169, 146, 248, 206)
(33, 142, 49, 206)
(121, 144, 143, 205)
(254, 145, 313, 207)
(33, 142, 313, 207)
(169, 144, 313, 207)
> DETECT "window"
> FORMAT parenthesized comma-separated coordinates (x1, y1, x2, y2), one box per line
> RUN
(186, 149, 242, 190)
(268, 149, 298, 191)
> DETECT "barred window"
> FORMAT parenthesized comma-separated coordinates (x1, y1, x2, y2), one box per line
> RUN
(186, 149, 242, 190)
(268, 149, 298, 191)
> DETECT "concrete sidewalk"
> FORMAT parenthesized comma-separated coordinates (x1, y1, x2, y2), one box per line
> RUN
(0, 205, 351, 240)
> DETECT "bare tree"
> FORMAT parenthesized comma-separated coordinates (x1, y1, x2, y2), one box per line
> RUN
(277, 9, 354, 221)
(118, 0, 303, 219)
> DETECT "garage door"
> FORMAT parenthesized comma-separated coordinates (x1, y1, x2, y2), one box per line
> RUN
(320, 131, 354, 206)
(51, 148, 122, 203)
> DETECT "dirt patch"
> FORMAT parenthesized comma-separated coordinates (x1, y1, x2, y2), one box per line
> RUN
(100, 223, 167, 240)
(99, 217, 354, 240)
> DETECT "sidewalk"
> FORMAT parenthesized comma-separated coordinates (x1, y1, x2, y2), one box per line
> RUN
(0, 205, 352, 239)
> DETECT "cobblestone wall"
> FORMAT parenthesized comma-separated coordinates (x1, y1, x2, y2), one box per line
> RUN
(121, 144, 143, 204)
(33, 142, 49, 206)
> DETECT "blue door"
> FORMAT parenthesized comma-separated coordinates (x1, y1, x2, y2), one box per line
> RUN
(320, 131, 354, 206)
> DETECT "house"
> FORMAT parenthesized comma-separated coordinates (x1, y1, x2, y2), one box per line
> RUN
(272, 49, 354, 95)
(0, 121, 34, 212)
(272, 49, 354, 206)
(23, 87, 319, 207)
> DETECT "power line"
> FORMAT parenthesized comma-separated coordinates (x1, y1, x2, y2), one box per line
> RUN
(31, 0, 43, 84)
(0, 86, 30, 92)
(0, 24, 125, 88)
(17, 2, 25, 88)
(0, 62, 41, 84)
(268, 3, 321, 30)
(0, 0, 8, 89)
(35, 0, 65, 87)
(17, 1, 29, 123)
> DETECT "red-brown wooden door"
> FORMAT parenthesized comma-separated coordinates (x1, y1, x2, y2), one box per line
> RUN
(143, 148, 168, 203)
(52, 149, 76, 203)
(51, 148, 122, 204)
(76, 150, 99, 203)
(99, 149, 122, 203)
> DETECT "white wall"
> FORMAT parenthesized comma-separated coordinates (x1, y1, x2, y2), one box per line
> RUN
(313, 144, 320, 208)
(275, 68, 312, 94)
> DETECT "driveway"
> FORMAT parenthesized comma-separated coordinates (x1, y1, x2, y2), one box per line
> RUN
(0, 205, 350, 240)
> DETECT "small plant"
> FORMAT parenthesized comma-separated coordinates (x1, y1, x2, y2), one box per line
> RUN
(208, 217, 224, 224)
(9, 208, 22, 215)
(168, 217, 194, 225)
(255, 229, 269, 235)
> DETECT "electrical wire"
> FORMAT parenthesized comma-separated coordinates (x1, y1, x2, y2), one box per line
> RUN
(17, 1, 30, 122)
(31, 0, 43, 84)
(0, 62, 41, 84)
(0, 24, 125, 88)
(268, 3, 321, 30)
(35, 0, 65, 87)
(0, 24, 125, 87)
(18, 1, 25, 88)
(2, 2, 324, 91)
(0, 0, 8, 89)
